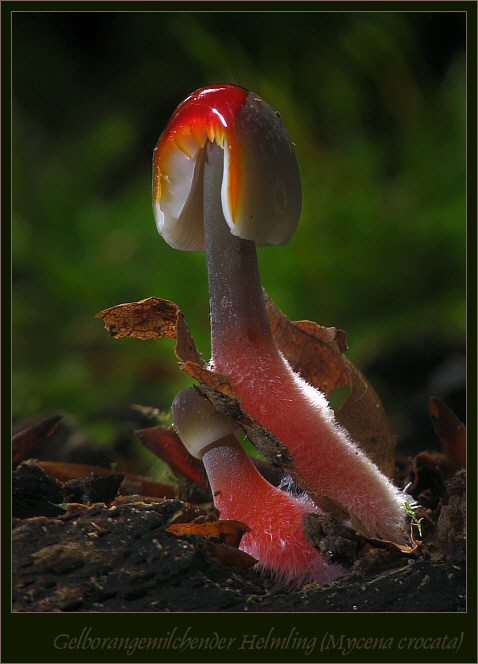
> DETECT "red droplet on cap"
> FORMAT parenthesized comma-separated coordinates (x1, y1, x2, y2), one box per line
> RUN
(153, 85, 248, 220)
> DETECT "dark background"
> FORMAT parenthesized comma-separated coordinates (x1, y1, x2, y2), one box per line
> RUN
(12, 10, 466, 474)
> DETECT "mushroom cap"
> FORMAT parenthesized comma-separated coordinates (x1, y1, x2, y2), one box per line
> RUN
(153, 84, 302, 250)
(171, 387, 238, 459)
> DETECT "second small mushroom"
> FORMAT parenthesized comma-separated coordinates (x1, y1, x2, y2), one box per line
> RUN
(172, 387, 345, 585)
(153, 85, 407, 543)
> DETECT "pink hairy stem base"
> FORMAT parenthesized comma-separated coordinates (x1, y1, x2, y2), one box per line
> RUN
(202, 435, 345, 585)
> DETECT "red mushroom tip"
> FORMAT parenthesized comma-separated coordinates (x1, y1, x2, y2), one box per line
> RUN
(153, 84, 301, 250)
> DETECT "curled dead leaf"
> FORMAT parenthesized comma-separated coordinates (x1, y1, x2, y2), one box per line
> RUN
(97, 298, 236, 398)
(203, 541, 258, 568)
(135, 426, 209, 489)
(166, 519, 258, 568)
(264, 291, 349, 394)
(407, 452, 447, 508)
(429, 396, 466, 473)
(166, 519, 250, 547)
(96, 297, 180, 340)
(335, 358, 395, 478)
(12, 415, 62, 467)
(265, 292, 395, 478)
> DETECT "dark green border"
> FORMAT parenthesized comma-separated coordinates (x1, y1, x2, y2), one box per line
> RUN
(2, 0, 14, 660)
(1, 612, 477, 663)
(4, 2, 476, 663)
(3, 0, 478, 11)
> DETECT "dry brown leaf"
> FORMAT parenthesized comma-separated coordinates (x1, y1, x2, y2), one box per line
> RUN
(96, 297, 180, 339)
(119, 476, 177, 500)
(265, 292, 395, 478)
(429, 396, 466, 473)
(12, 415, 62, 467)
(97, 298, 236, 398)
(135, 426, 209, 489)
(167, 519, 258, 569)
(364, 529, 421, 556)
(335, 358, 395, 478)
(35, 460, 124, 482)
(264, 291, 350, 394)
(166, 519, 250, 547)
(203, 541, 258, 568)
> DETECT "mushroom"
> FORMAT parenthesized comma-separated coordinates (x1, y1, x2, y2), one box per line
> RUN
(172, 387, 345, 585)
(153, 84, 406, 543)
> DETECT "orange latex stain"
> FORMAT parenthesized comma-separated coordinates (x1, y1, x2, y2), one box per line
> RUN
(152, 84, 247, 222)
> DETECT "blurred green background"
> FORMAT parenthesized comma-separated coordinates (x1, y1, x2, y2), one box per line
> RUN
(12, 11, 466, 470)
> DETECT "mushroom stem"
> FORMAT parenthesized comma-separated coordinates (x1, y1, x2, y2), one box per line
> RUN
(202, 147, 406, 545)
(204, 140, 275, 361)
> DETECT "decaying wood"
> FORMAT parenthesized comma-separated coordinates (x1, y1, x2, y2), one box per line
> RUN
(12, 495, 465, 613)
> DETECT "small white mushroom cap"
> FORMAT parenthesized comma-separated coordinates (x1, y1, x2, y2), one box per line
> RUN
(153, 85, 301, 251)
(171, 387, 238, 459)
